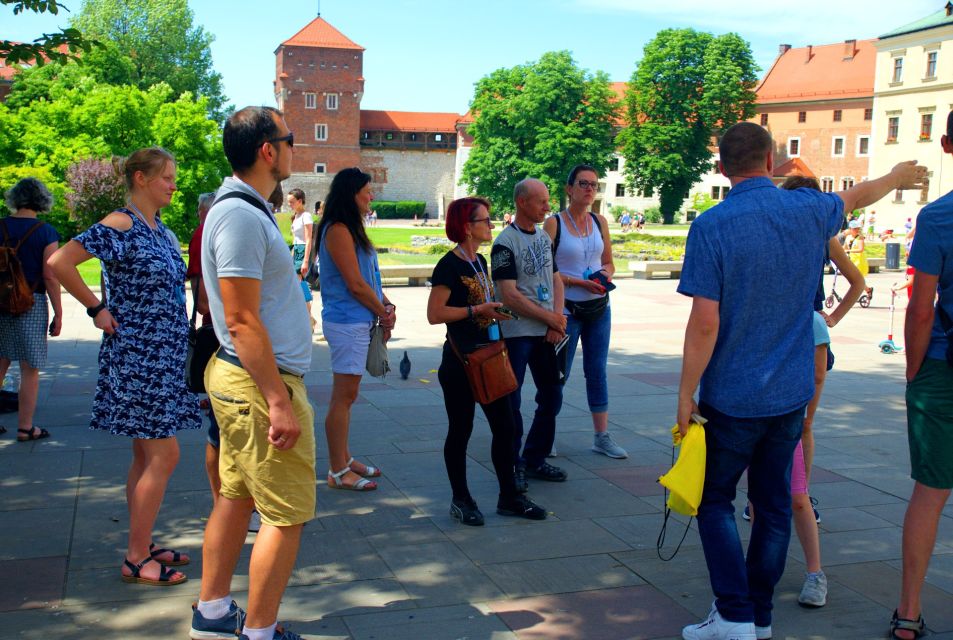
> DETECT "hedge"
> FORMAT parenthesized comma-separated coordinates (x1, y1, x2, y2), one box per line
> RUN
(372, 200, 427, 219)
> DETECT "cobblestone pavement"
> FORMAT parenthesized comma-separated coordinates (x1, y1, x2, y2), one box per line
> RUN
(0, 271, 946, 639)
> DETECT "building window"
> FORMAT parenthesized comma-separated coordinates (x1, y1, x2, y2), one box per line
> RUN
(840, 177, 855, 190)
(832, 136, 845, 157)
(314, 123, 328, 141)
(385, 132, 394, 140)
(864, 108, 873, 120)
(434, 133, 443, 142)
(887, 117, 899, 142)
(788, 137, 800, 157)
(760, 113, 768, 126)
(921, 113, 933, 140)
(893, 57, 904, 83)
(710, 186, 729, 200)
(833, 109, 842, 122)
(326, 93, 338, 110)
(617, 156, 624, 172)
(893, 189, 904, 203)
(304, 92, 316, 109)
(857, 135, 870, 156)
(798, 111, 806, 123)
(615, 184, 626, 197)
(926, 51, 938, 78)
(314, 163, 326, 173)
(821, 177, 834, 193)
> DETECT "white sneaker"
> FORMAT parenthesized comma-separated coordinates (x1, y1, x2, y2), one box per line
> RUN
(682, 607, 755, 640)
(592, 432, 628, 459)
(797, 570, 827, 608)
(755, 624, 772, 640)
(248, 510, 261, 533)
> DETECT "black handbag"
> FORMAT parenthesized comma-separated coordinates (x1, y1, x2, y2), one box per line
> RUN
(565, 295, 608, 323)
(184, 288, 219, 393)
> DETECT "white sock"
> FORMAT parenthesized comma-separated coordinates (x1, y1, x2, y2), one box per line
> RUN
(242, 622, 278, 640)
(197, 596, 231, 621)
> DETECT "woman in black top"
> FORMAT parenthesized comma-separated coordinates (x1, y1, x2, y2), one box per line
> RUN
(427, 197, 545, 526)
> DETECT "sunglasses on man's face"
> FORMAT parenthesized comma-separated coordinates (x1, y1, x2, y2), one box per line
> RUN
(268, 132, 294, 149)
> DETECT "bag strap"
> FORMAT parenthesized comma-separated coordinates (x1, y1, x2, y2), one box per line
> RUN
(553, 214, 561, 253)
(213, 191, 279, 230)
(447, 335, 468, 365)
(589, 211, 602, 232)
(1, 219, 44, 250)
(189, 282, 199, 331)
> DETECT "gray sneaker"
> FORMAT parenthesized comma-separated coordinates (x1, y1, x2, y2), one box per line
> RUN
(797, 570, 827, 608)
(592, 432, 628, 459)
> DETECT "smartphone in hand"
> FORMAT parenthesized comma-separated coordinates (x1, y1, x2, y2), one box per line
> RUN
(496, 306, 520, 320)
(588, 270, 616, 292)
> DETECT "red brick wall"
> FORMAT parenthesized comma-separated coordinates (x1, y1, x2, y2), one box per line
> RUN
(275, 45, 364, 174)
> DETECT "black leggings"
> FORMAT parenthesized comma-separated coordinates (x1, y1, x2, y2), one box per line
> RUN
(438, 344, 518, 502)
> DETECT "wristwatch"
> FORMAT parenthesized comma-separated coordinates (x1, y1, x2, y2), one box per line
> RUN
(86, 302, 106, 318)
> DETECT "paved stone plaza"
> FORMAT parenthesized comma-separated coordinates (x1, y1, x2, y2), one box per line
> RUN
(1, 271, 951, 639)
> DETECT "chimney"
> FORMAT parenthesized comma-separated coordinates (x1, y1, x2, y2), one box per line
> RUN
(843, 39, 857, 60)
(806, 45, 813, 62)
(947, 1, 952, 17)
(778, 44, 792, 56)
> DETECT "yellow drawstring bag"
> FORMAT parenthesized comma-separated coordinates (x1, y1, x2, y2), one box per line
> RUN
(658, 418, 707, 516)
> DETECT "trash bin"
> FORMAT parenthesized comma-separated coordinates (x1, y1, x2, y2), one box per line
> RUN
(885, 241, 901, 270)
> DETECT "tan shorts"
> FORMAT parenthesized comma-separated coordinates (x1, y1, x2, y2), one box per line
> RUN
(205, 357, 316, 526)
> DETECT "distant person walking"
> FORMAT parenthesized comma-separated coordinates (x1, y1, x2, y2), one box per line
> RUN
(545, 165, 626, 459)
(49, 147, 202, 587)
(845, 219, 874, 299)
(287, 188, 316, 331)
(0, 177, 62, 441)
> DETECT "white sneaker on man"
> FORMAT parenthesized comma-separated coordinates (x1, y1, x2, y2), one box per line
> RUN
(682, 606, 756, 640)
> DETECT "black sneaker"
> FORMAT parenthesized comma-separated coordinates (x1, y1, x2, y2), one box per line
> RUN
(525, 462, 568, 482)
(450, 497, 484, 526)
(514, 463, 528, 493)
(497, 494, 547, 520)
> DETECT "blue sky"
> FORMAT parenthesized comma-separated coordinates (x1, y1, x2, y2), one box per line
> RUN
(4, 0, 941, 114)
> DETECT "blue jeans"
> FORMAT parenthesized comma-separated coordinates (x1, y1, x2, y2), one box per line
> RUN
(564, 304, 610, 413)
(505, 335, 564, 469)
(696, 401, 804, 627)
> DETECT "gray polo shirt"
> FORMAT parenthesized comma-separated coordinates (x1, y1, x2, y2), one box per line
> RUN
(490, 223, 557, 338)
(202, 177, 312, 375)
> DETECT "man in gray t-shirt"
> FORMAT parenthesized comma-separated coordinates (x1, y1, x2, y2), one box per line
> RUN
(491, 178, 569, 489)
(192, 106, 314, 640)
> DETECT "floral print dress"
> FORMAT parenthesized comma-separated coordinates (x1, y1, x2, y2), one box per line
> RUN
(75, 209, 201, 438)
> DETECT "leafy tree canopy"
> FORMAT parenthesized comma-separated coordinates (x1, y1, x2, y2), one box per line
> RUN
(461, 51, 618, 212)
(1, 0, 99, 65)
(71, 0, 226, 120)
(617, 29, 758, 223)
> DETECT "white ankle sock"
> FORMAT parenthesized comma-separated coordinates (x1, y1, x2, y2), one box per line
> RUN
(242, 622, 278, 640)
(197, 596, 231, 620)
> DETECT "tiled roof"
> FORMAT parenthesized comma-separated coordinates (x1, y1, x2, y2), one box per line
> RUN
(609, 81, 626, 102)
(279, 17, 364, 50)
(756, 40, 875, 104)
(774, 157, 816, 179)
(360, 110, 462, 132)
(0, 42, 70, 83)
(881, 3, 953, 39)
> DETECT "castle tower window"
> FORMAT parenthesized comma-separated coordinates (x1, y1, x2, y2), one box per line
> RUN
(315, 124, 328, 141)
(326, 94, 338, 110)
(314, 163, 327, 173)
(304, 93, 316, 109)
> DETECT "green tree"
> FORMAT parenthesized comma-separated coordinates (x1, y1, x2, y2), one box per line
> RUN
(1, 0, 99, 66)
(618, 29, 758, 223)
(71, 0, 226, 119)
(461, 51, 617, 212)
(0, 165, 72, 235)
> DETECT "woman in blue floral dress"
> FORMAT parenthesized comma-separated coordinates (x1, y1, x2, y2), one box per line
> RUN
(49, 148, 201, 586)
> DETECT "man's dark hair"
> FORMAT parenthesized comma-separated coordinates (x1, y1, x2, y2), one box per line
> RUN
(567, 164, 599, 185)
(719, 122, 773, 177)
(223, 106, 282, 173)
(947, 110, 953, 139)
(315, 168, 374, 253)
(288, 188, 306, 204)
(780, 176, 820, 191)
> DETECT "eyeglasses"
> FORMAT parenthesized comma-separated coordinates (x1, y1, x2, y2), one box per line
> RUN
(268, 132, 294, 149)
(575, 180, 598, 190)
(469, 217, 493, 226)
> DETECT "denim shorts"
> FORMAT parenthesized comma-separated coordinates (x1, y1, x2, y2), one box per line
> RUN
(812, 312, 830, 346)
(324, 320, 373, 375)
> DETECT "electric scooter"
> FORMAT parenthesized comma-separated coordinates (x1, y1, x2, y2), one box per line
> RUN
(879, 288, 903, 354)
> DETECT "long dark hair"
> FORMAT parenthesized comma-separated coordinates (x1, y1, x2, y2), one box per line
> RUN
(316, 167, 373, 253)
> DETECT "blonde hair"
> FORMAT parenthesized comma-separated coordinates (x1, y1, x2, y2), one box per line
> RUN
(115, 147, 175, 193)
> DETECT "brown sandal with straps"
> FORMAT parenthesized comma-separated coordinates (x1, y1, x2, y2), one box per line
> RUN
(121, 556, 187, 586)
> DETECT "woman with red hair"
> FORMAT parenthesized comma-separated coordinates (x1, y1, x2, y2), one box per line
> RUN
(427, 197, 546, 526)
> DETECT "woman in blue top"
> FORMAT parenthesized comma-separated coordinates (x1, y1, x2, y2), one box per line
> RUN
(49, 148, 201, 587)
(0, 178, 62, 441)
(317, 168, 396, 491)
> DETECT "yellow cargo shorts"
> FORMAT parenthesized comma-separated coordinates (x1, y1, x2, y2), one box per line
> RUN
(205, 357, 316, 526)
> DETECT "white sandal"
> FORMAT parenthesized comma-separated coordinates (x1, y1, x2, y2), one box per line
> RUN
(328, 466, 377, 491)
(347, 457, 382, 478)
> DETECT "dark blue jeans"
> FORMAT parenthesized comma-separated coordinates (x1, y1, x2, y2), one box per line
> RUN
(564, 304, 611, 413)
(505, 335, 564, 469)
(696, 401, 804, 627)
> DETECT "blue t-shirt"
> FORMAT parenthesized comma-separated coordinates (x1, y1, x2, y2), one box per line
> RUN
(677, 178, 844, 418)
(908, 190, 953, 361)
(0, 216, 59, 295)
